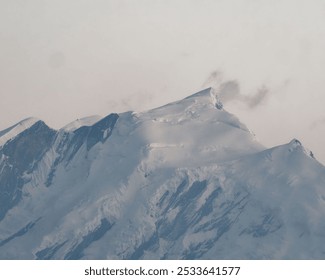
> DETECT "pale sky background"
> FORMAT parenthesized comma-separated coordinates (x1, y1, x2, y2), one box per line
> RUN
(1, 0, 325, 163)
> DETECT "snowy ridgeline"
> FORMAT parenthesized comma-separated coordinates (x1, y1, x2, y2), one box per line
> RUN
(0, 88, 325, 260)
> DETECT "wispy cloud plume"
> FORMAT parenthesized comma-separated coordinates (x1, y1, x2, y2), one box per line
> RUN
(246, 86, 269, 108)
(203, 71, 269, 109)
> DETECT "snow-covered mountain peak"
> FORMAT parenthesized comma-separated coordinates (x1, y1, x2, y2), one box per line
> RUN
(184, 87, 223, 109)
(289, 138, 302, 148)
(130, 88, 264, 167)
(287, 138, 316, 160)
(1, 88, 325, 260)
(0, 117, 41, 147)
(249, 138, 318, 169)
(144, 88, 231, 125)
(18, 117, 40, 126)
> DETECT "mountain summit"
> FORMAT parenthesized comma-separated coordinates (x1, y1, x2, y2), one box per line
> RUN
(0, 88, 325, 259)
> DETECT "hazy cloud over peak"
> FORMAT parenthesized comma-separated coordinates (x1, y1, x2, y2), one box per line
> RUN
(246, 86, 269, 108)
(203, 71, 269, 109)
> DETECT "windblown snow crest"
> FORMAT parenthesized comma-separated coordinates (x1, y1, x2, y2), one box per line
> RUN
(0, 88, 325, 259)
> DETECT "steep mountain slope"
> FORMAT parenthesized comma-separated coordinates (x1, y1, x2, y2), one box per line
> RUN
(0, 88, 324, 259)
(0, 118, 41, 147)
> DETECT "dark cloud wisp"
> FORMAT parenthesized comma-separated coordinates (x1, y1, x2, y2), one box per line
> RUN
(203, 71, 269, 109)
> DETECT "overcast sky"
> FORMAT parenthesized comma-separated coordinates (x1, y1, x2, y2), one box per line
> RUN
(1, 0, 325, 163)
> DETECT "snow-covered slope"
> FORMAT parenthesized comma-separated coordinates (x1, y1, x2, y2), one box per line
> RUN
(0, 88, 324, 259)
(0, 118, 40, 147)
(61, 115, 102, 132)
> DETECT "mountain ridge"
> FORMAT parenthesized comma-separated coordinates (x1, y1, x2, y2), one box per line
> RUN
(0, 88, 324, 259)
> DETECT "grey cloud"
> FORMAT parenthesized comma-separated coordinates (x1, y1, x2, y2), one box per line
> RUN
(246, 86, 269, 108)
(218, 80, 240, 103)
(203, 71, 269, 109)
(202, 70, 223, 88)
